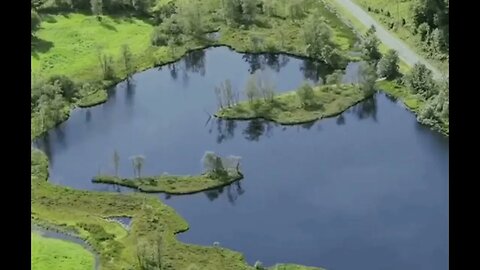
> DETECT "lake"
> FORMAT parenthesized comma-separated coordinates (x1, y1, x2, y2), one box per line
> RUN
(33, 47, 448, 270)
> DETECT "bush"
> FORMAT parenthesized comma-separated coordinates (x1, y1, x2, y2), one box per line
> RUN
(296, 82, 316, 108)
(47, 75, 77, 101)
(405, 63, 436, 98)
(151, 27, 169, 46)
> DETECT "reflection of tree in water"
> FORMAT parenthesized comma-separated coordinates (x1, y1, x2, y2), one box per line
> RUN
(243, 53, 290, 74)
(336, 114, 346, 125)
(125, 79, 136, 106)
(264, 54, 290, 72)
(215, 119, 237, 144)
(385, 94, 398, 103)
(301, 121, 316, 130)
(243, 54, 262, 74)
(243, 119, 265, 141)
(85, 109, 91, 123)
(205, 186, 224, 201)
(204, 181, 245, 205)
(167, 63, 178, 80)
(300, 59, 333, 83)
(242, 119, 276, 141)
(183, 50, 206, 76)
(352, 96, 378, 121)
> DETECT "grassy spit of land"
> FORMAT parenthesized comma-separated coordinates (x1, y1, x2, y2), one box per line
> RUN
(93, 171, 243, 194)
(32, 149, 322, 270)
(216, 83, 368, 124)
(31, 231, 95, 270)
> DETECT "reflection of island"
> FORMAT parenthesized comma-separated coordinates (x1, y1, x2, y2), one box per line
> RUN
(204, 181, 245, 205)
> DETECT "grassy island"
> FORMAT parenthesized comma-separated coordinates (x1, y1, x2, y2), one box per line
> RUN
(93, 171, 243, 194)
(216, 83, 369, 125)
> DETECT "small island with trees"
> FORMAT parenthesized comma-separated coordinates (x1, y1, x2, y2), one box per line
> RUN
(93, 151, 244, 194)
(215, 65, 377, 124)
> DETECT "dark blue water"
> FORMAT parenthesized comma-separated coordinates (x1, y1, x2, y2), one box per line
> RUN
(34, 47, 448, 270)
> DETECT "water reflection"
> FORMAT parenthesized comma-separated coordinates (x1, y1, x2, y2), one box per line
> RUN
(242, 53, 291, 74)
(203, 181, 245, 205)
(243, 119, 266, 141)
(85, 109, 91, 123)
(184, 50, 206, 76)
(336, 115, 346, 125)
(125, 79, 136, 107)
(300, 59, 332, 83)
(215, 119, 238, 144)
(351, 96, 378, 121)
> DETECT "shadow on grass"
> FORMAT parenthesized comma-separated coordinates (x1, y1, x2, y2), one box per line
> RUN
(100, 21, 118, 32)
(31, 36, 54, 55)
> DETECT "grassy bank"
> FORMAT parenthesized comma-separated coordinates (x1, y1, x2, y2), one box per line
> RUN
(78, 89, 108, 108)
(376, 80, 448, 135)
(93, 171, 243, 194)
(216, 84, 368, 124)
(31, 231, 95, 270)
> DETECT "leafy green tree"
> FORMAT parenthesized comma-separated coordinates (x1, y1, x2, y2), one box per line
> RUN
(90, 0, 103, 19)
(326, 70, 344, 87)
(177, 0, 206, 36)
(296, 82, 315, 108)
(361, 26, 381, 62)
(132, 0, 151, 14)
(97, 49, 115, 80)
(130, 155, 145, 178)
(31, 10, 41, 36)
(376, 49, 400, 79)
(241, 0, 258, 24)
(303, 14, 344, 68)
(223, 0, 242, 25)
(120, 44, 134, 78)
(202, 151, 226, 175)
(288, 0, 305, 21)
(358, 62, 377, 96)
(405, 63, 436, 98)
(245, 74, 260, 104)
(47, 75, 77, 102)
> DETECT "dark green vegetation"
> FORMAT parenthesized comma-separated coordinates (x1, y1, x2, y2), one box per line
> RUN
(216, 77, 371, 124)
(93, 152, 244, 194)
(355, 0, 449, 71)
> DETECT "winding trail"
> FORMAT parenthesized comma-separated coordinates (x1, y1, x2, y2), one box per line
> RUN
(332, 0, 444, 79)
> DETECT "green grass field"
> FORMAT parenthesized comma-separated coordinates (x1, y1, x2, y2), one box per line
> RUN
(216, 84, 367, 124)
(32, 13, 156, 82)
(31, 231, 95, 270)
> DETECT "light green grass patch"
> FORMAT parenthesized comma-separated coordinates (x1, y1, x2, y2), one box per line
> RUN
(78, 89, 108, 108)
(31, 231, 95, 270)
